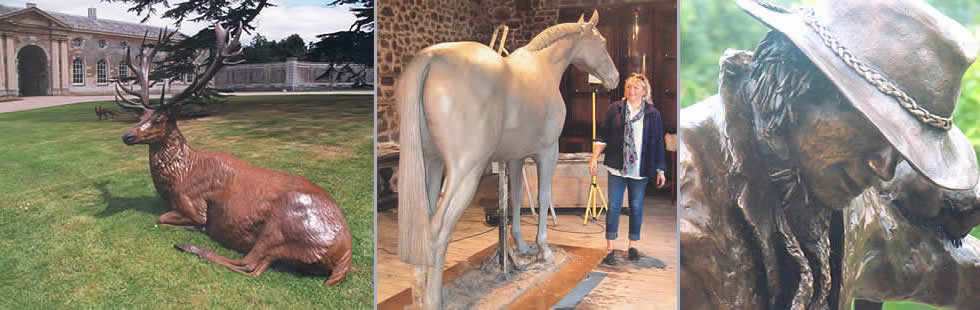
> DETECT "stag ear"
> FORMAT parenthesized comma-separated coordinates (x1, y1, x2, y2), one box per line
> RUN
(589, 9, 598, 26)
(577, 13, 584, 23)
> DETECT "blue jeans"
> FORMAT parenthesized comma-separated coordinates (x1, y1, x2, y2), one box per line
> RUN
(605, 173, 647, 241)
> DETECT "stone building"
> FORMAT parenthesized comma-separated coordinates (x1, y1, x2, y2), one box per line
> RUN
(0, 3, 186, 97)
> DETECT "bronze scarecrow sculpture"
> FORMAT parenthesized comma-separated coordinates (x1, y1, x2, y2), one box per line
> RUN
(679, 0, 979, 308)
(397, 10, 618, 309)
(115, 24, 352, 286)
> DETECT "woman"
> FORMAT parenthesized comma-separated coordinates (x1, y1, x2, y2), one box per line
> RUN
(589, 73, 667, 264)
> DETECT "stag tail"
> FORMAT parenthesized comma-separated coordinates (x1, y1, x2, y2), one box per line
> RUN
(397, 53, 435, 266)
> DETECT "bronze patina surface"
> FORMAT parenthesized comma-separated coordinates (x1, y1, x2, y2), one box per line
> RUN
(679, 1, 979, 308)
(115, 24, 352, 287)
(843, 162, 980, 309)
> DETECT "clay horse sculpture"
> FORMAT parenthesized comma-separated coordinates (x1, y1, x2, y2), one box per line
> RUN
(115, 24, 352, 286)
(397, 10, 619, 308)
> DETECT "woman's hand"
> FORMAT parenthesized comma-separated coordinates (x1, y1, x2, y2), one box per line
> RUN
(657, 172, 666, 188)
(590, 157, 598, 176)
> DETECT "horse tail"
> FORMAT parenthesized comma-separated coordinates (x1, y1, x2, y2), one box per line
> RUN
(397, 52, 434, 266)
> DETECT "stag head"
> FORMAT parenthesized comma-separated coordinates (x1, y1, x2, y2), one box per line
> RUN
(117, 23, 244, 145)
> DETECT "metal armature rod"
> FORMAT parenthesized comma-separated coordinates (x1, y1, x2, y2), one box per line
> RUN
(497, 161, 509, 273)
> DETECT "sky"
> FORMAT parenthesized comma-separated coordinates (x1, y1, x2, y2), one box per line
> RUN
(0, 0, 358, 44)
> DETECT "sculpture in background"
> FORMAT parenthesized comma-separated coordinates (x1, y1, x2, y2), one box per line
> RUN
(115, 23, 352, 287)
(397, 10, 619, 309)
(95, 105, 118, 120)
(679, 0, 978, 308)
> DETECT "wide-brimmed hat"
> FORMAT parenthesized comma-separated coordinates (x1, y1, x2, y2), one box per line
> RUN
(736, 0, 979, 190)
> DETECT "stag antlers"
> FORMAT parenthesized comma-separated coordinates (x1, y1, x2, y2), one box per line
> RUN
(115, 23, 244, 112)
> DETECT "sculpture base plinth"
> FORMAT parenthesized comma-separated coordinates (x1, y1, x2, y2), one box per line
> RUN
(378, 243, 606, 310)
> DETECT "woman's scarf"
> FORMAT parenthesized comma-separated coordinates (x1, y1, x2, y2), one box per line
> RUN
(622, 102, 644, 175)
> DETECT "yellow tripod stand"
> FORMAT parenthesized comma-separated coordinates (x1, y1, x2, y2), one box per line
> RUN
(584, 89, 608, 224)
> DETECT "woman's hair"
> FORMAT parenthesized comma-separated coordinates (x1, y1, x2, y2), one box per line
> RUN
(622, 72, 653, 103)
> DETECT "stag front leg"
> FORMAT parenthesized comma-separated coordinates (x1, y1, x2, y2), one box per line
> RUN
(508, 158, 530, 255)
(532, 144, 558, 263)
(160, 194, 206, 227)
(157, 211, 204, 232)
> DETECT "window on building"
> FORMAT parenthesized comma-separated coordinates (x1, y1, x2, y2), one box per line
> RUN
(119, 41, 127, 49)
(97, 60, 107, 84)
(185, 72, 194, 83)
(72, 38, 82, 47)
(118, 62, 128, 80)
(98, 40, 107, 48)
(72, 58, 84, 85)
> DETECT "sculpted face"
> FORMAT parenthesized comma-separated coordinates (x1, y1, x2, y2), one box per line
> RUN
(788, 95, 902, 208)
(122, 109, 171, 145)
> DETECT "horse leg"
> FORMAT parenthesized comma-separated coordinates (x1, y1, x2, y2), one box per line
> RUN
(508, 158, 530, 254)
(411, 264, 427, 309)
(424, 155, 445, 215)
(532, 143, 558, 263)
(422, 161, 486, 310)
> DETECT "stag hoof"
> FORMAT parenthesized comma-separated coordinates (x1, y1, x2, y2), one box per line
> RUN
(174, 244, 206, 258)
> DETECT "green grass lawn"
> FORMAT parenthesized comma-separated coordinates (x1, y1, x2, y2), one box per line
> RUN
(0, 95, 374, 308)
(0, 97, 21, 103)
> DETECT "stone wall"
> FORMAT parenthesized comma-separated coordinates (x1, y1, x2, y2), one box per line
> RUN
(377, 0, 491, 142)
(376, 0, 668, 143)
(214, 59, 373, 91)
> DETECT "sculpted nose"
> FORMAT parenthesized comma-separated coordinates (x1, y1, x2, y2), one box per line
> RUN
(122, 132, 137, 145)
(867, 147, 901, 181)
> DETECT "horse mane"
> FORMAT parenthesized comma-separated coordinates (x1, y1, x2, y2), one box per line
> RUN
(522, 23, 585, 52)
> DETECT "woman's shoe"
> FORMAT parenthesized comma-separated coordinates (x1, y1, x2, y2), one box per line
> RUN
(602, 251, 618, 265)
(628, 247, 640, 261)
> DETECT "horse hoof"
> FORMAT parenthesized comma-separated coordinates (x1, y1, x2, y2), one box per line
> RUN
(537, 248, 555, 263)
(515, 241, 530, 255)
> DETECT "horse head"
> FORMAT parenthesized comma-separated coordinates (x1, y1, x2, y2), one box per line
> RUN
(571, 10, 619, 90)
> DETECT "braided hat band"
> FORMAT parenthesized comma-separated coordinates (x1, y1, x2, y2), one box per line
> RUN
(754, 0, 953, 130)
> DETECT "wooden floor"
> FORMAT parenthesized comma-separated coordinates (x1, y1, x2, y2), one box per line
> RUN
(377, 174, 678, 309)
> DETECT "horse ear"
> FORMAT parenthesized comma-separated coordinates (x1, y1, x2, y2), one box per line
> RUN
(577, 13, 584, 23)
(589, 9, 598, 25)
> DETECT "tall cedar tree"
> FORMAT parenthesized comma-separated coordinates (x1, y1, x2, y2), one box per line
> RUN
(309, 0, 373, 66)
(104, 0, 270, 107)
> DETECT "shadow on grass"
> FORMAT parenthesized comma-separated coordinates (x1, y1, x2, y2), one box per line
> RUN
(92, 181, 166, 218)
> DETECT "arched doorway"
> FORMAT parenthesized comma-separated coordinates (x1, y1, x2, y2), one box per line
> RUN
(17, 45, 48, 96)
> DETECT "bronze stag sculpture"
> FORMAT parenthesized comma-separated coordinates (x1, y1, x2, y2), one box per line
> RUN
(115, 24, 352, 286)
(95, 105, 118, 120)
(397, 10, 618, 309)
